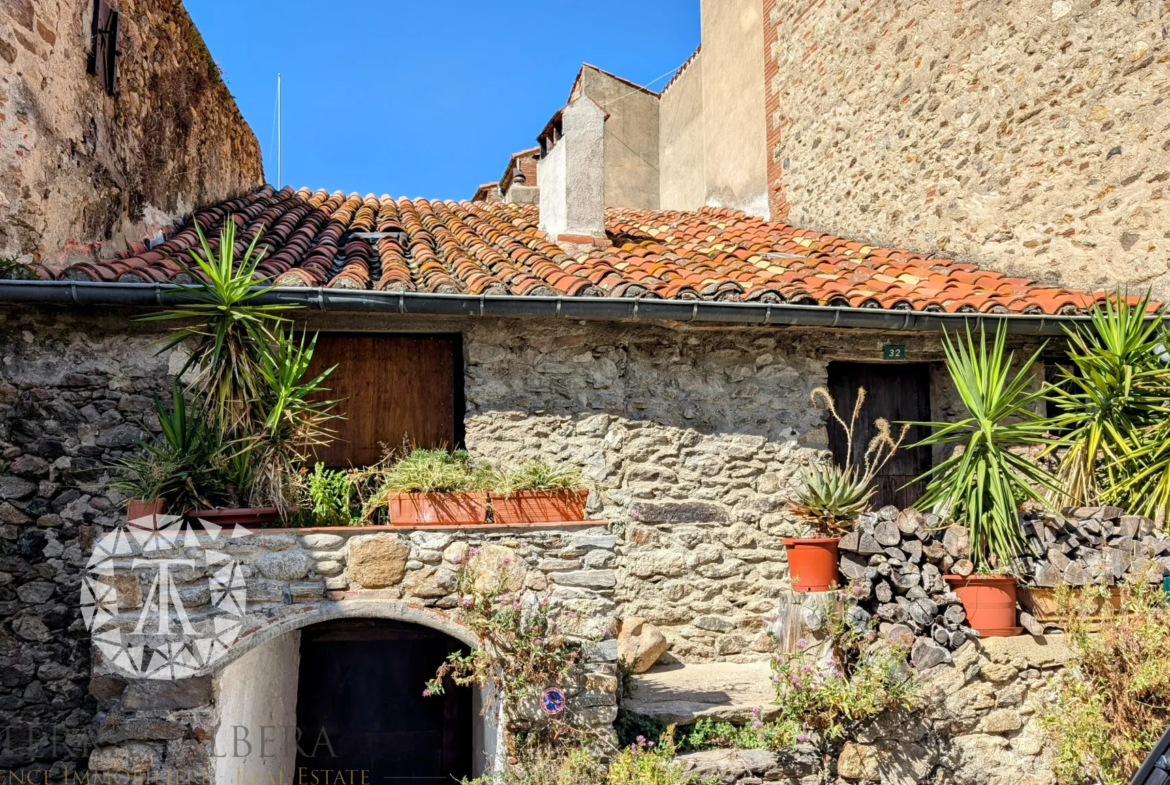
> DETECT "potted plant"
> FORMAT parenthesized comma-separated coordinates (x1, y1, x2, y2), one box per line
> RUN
(487, 460, 588, 524)
(787, 387, 907, 592)
(910, 326, 1060, 636)
(382, 449, 488, 526)
(110, 383, 222, 523)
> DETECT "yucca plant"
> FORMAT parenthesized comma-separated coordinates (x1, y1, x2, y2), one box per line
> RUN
(1043, 290, 1170, 514)
(910, 326, 1059, 569)
(242, 328, 339, 516)
(142, 220, 291, 437)
(791, 387, 907, 535)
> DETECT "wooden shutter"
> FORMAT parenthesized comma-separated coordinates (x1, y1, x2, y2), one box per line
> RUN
(307, 334, 461, 467)
(87, 0, 119, 95)
(826, 362, 932, 509)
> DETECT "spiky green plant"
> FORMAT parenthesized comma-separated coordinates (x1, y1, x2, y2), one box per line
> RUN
(242, 328, 338, 516)
(380, 448, 478, 494)
(142, 220, 290, 437)
(791, 387, 907, 534)
(490, 460, 583, 495)
(911, 326, 1059, 569)
(1043, 290, 1170, 514)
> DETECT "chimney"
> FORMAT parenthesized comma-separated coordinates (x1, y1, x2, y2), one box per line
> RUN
(537, 96, 609, 249)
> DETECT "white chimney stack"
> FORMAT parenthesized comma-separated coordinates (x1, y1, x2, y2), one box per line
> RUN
(537, 96, 608, 248)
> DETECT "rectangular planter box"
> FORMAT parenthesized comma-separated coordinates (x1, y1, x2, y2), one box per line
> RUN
(388, 492, 488, 526)
(489, 489, 588, 524)
(1019, 585, 1123, 628)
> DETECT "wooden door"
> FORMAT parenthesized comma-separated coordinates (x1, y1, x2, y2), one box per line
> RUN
(295, 619, 473, 783)
(307, 334, 461, 466)
(826, 362, 932, 509)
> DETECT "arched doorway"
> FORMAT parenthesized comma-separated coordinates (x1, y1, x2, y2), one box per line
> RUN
(295, 618, 473, 782)
(213, 603, 494, 785)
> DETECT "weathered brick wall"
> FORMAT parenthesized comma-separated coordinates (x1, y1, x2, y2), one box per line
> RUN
(0, 0, 263, 273)
(766, 0, 1170, 298)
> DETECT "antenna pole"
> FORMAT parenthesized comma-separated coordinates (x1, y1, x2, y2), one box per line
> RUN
(277, 72, 282, 189)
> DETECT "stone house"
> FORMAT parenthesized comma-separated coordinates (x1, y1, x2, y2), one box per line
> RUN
(1, 0, 1163, 783)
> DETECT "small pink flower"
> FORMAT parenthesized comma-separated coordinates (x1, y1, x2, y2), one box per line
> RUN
(796, 732, 810, 743)
(796, 638, 808, 649)
(422, 689, 432, 697)
(461, 598, 473, 607)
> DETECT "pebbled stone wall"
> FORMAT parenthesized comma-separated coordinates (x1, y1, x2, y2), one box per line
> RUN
(0, 310, 169, 780)
(765, 0, 1170, 299)
(0, 0, 263, 273)
(661, 636, 1073, 784)
(463, 319, 996, 661)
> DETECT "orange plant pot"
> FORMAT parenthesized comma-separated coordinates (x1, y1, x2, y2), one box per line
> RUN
(127, 498, 164, 525)
(388, 492, 488, 526)
(945, 574, 1022, 637)
(489, 489, 588, 524)
(782, 537, 841, 592)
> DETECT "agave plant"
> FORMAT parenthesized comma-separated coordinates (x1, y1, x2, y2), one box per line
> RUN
(109, 382, 222, 513)
(1043, 290, 1170, 512)
(142, 220, 290, 437)
(792, 387, 907, 534)
(911, 326, 1059, 569)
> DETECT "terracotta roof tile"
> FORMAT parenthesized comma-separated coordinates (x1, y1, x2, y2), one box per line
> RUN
(55, 185, 1147, 316)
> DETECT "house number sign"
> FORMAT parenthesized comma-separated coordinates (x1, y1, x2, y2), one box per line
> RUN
(540, 688, 566, 715)
(883, 345, 906, 360)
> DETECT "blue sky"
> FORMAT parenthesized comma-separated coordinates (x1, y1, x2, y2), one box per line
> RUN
(184, 1, 699, 201)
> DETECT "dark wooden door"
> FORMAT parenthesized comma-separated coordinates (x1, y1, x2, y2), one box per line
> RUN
(826, 362, 932, 508)
(295, 619, 473, 783)
(307, 334, 462, 466)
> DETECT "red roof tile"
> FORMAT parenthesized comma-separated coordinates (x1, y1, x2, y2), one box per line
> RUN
(54, 185, 1141, 316)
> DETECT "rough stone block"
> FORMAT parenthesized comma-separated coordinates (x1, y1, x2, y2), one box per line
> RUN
(122, 676, 212, 711)
(348, 535, 410, 589)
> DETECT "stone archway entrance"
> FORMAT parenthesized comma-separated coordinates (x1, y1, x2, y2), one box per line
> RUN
(212, 606, 493, 785)
(295, 618, 473, 782)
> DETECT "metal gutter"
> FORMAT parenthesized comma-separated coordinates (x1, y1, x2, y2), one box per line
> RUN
(0, 279, 1113, 335)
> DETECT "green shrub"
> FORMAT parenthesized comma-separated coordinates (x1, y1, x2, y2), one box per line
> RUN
(1041, 583, 1170, 784)
(491, 460, 583, 494)
(677, 714, 796, 752)
(305, 464, 356, 526)
(380, 448, 479, 493)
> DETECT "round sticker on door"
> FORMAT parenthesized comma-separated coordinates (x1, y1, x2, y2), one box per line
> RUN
(540, 688, 566, 715)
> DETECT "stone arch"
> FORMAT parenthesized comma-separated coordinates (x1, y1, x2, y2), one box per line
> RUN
(205, 597, 479, 675)
(209, 598, 498, 782)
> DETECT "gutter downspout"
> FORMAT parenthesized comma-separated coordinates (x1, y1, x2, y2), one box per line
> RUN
(0, 279, 1105, 335)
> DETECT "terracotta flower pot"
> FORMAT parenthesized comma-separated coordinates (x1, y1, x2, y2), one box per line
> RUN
(186, 507, 281, 529)
(489, 489, 588, 524)
(388, 492, 488, 526)
(782, 537, 841, 592)
(127, 498, 164, 525)
(945, 574, 1022, 637)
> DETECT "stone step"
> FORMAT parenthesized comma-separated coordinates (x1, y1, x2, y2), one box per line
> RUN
(622, 660, 777, 725)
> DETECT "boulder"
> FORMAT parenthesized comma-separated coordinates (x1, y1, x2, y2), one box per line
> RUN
(617, 617, 668, 673)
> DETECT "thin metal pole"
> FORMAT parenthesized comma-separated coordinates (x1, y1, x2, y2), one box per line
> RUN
(277, 72, 282, 189)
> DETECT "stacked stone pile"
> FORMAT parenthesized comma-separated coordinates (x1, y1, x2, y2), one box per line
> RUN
(837, 507, 973, 668)
(1020, 506, 1170, 587)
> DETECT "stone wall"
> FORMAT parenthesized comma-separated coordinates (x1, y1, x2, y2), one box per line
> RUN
(0, 309, 170, 779)
(85, 523, 620, 779)
(0, 0, 263, 273)
(463, 319, 1009, 661)
(672, 635, 1072, 785)
(765, 0, 1170, 299)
